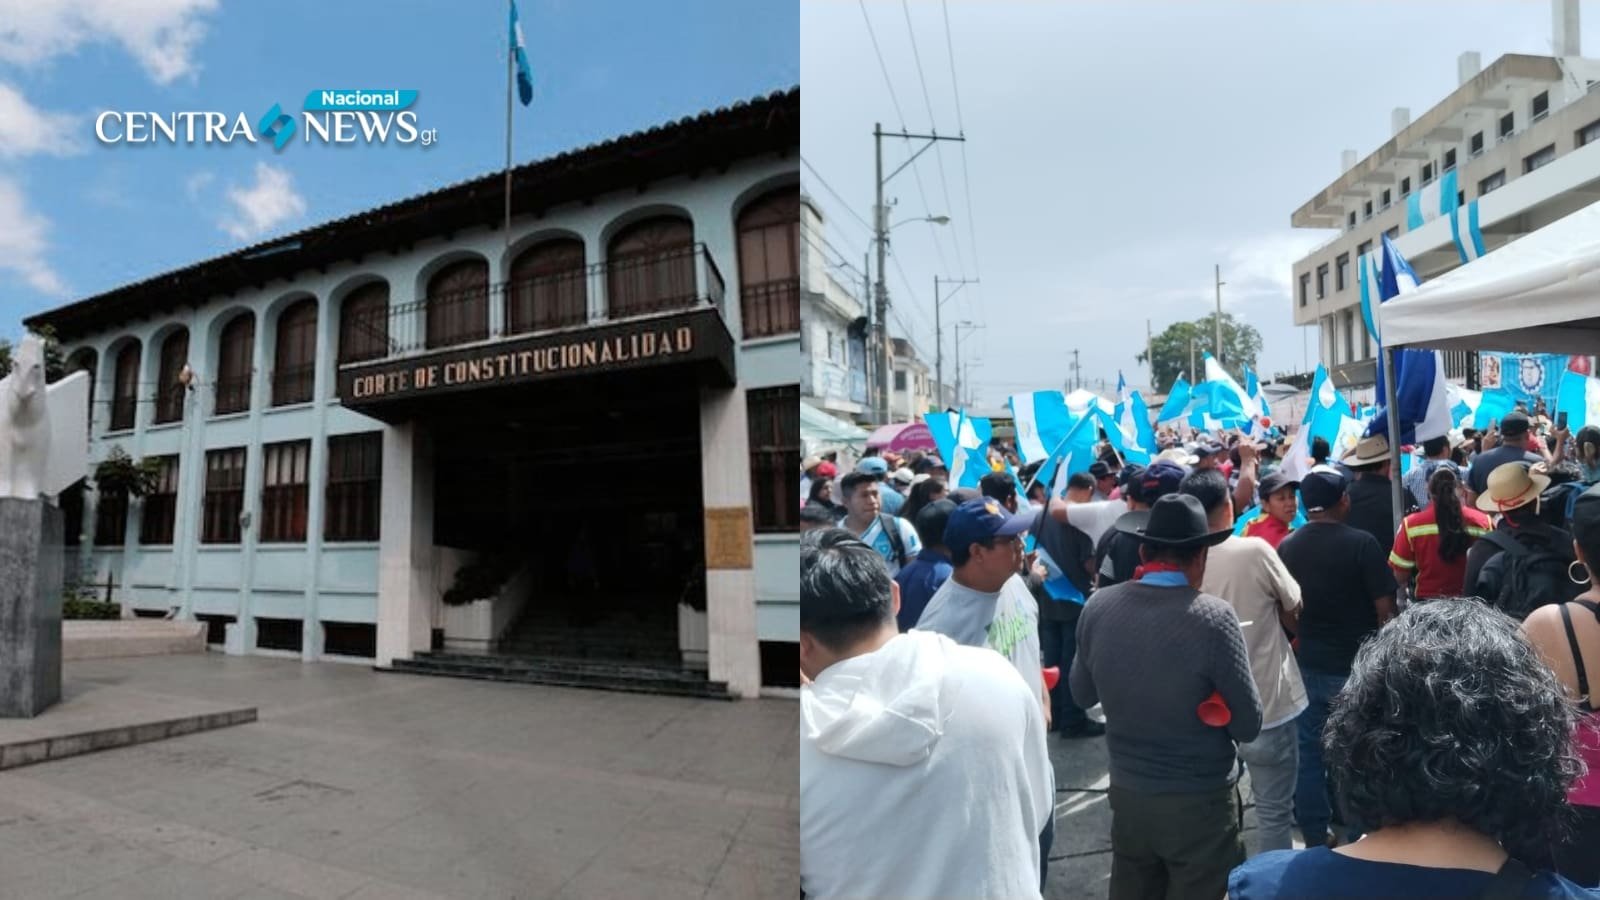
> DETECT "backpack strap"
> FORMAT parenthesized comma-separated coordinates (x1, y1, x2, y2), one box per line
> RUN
(879, 514, 908, 568)
(1481, 529, 1526, 558)
(1477, 855, 1534, 900)
(1560, 602, 1593, 711)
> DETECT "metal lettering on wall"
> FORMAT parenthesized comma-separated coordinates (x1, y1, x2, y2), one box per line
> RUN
(339, 320, 705, 403)
(704, 506, 753, 570)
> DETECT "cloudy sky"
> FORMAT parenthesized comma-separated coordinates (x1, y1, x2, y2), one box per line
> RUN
(801, 0, 1584, 407)
(0, 0, 797, 340)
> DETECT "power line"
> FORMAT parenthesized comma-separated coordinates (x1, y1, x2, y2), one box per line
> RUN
(902, 0, 966, 280)
(858, 0, 908, 130)
(800, 156, 874, 238)
(941, 0, 984, 316)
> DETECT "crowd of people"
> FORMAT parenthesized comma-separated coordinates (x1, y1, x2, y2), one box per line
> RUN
(798, 403, 1600, 899)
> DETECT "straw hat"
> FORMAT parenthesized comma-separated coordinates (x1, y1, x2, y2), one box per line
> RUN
(1342, 434, 1392, 468)
(1475, 462, 1551, 514)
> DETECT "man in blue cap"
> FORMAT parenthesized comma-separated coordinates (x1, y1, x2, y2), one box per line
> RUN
(917, 497, 1056, 890)
(856, 456, 905, 515)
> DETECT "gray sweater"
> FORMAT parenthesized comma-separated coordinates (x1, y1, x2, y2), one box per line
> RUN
(1069, 579, 1263, 793)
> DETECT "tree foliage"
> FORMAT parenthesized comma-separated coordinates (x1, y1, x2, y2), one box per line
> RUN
(0, 326, 68, 382)
(1136, 312, 1263, 394)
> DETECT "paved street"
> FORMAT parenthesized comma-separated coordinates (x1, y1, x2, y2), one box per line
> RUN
(1046, 713, 1269, 900)
(0, 655, 797, 900)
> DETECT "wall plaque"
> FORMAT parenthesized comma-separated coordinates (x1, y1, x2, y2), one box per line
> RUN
(704, 506, 753, 570)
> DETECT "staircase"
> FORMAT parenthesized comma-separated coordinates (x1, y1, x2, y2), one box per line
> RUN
(389, 600, 732, 700)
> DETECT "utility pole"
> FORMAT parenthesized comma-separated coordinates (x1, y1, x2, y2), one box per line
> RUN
(954, 321, 982, 409)
(1070, 349, 1081, 391)
(1146, 318, 1154, 390)
(934, 275, 978, 410)
(863, 252, 873, 407)
(1189, 337, 1196, 382)
(873, 122, 966, 424)
(1214, 264, 1225, 368)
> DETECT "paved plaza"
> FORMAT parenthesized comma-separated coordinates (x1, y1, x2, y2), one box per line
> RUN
(0, 655, 798, 899)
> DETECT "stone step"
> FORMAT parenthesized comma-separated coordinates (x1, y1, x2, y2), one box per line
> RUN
(419, 651, 707, 682)
(389, 655, 733, 700)
(62, 620, 207, 661)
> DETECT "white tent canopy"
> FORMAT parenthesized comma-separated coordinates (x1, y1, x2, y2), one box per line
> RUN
(1380, 197, 1600, 354)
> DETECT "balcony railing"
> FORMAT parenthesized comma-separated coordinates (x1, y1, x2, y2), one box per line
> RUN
(271, 363, 316, 407)
(343, 243, 727, 363)
(741, 278, 800, 339)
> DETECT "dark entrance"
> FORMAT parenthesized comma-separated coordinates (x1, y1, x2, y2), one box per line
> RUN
(428, 368, 704, 663)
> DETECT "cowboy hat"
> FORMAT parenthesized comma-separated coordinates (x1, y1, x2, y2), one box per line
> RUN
(1475, 461, 1551, 514)
(1114, 494, 1233, 549)
(1156, 447, 1198, 466)
(1341, 433, 1392, 468)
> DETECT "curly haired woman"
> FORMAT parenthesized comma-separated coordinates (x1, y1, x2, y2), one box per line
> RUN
(1228, 600, 1597, 898)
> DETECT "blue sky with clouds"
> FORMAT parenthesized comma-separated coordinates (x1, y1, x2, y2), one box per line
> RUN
(0, 0, 798, 338)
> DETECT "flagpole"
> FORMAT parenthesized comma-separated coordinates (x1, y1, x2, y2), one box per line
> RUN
(504, 0, 514, 250)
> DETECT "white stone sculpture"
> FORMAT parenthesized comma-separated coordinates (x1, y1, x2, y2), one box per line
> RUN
(0, 336, 89, 500)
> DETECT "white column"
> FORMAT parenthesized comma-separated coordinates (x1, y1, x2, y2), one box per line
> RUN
(300, 300, 334, 660)
(376, 422, 434, 667)
(697, 385, 761, 698)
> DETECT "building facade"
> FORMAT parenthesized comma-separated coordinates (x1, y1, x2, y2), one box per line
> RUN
(28, 90, 800, 698)
(889, 338, 934, 421)
(798, 197, 870, 423)
(1291, 1, 1600, 388)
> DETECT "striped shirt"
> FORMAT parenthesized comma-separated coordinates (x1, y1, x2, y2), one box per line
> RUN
(1389, 505, 1492, 600)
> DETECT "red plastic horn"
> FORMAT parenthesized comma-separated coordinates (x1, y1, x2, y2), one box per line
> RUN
(1042, 666, 1061, 692)
(1197, 690, 1232, 727)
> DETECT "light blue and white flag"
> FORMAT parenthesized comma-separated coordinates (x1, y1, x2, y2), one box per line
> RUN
(1405, 169, 1459, 231)
(1008, 391, 1073, 464)
(1156, 377, 1192, 423)
(509, 0, 535, 106)
(1358, 250, 1384, 343)
(1130, 390, 1158, 452)
(1449, 199, 1488, 265)
(1558, 370, 1600, 430)
(925, 409, 993, 489)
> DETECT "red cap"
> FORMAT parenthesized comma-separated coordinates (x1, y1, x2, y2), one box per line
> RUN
(815, 462, 837, 478)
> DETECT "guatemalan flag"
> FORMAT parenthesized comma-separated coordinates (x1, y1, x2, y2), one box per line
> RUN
(510, 0, 534, 106)
(1367, 235, 1452, 445)
(1156, 377, 1192, 423)
(925, 409, 992, 489)
(1406, 169, 1460, 231)
(1450, 199, 1488, 265)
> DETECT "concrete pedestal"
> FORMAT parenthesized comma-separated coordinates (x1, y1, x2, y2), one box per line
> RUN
(0, 499, 63, 718)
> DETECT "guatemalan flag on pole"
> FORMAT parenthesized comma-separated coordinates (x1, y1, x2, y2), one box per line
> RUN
(510, 0, 534, 106)
(1368, 234, 1452, 445)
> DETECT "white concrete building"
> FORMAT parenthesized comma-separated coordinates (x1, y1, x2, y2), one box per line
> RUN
(889, 338, 934, 421)
(799, 197, 870, 423)
(1291, 0, 1600, 389)
(28, 90, 800, 699)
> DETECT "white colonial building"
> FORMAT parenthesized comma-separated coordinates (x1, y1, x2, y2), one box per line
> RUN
(28, 90, 800, 699)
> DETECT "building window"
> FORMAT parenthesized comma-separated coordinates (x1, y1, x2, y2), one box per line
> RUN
(1579, 119, 1600, 147)
(1298, 273, 1310, 307)
(1500, 112, 1515, 138)
(425, 259, 490, 349)
(256, 618, 303, 653)
(1315, 263, 1329, 299)
(110, 342, 140, 431)
(508, 239, 587, 335)
(338, 281, 389, 365)
(1479, 169, 1506, 194)
(94, 482, 129, 547)
(1343, 310, 1355, 364)
(1336, 253, 1349, 291)
(1470, 131, 1484, 156)
(61, 481, 85, 547)
(271, 299, 317, 407)
(139, 456, 180, 545)
(1533, 90, 1549, 121)
(1380, 189, 1392, 209)
(325, 432, 381, 542)
(215, 314, 254, 415)
(153, 330, 188, 425)
(894, 370, 907, 390)
(747, 385, 799, 534)
(1400, 176, 1411, 197)
(260, 440, 310, 543)
(1363, 200, 1373, 219)
(737, 187, 801, 339)
(1458, 190, 1465, 206)
(1385, 226, 1400, 240)
(1524, 144, 1556, 173)
(1421, 163, 1434, 185)
(1347, 211, 1356, 230)
(1444, 148, 1457, 171)
(202, 447, 247, 544)
(607, 216, 697, 318)
(1357, 240, 1373, 257)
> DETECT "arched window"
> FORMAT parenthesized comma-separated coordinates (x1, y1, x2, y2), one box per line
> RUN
(153, 329, 189, 424)
(272, 299, 318, 406)
(338, 282, 389, 364)
(110, 342, 140, 431)
(425, 259, 489, 349)
(606, 217, 695, 319)
(507, 239, 586, 334)
(65, 349, 96, 432)
(736, 188, 800, 339)
(216, 314, 255, 415)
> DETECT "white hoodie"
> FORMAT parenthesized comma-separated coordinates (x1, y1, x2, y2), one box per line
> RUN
(800, 630, 1051, 900)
